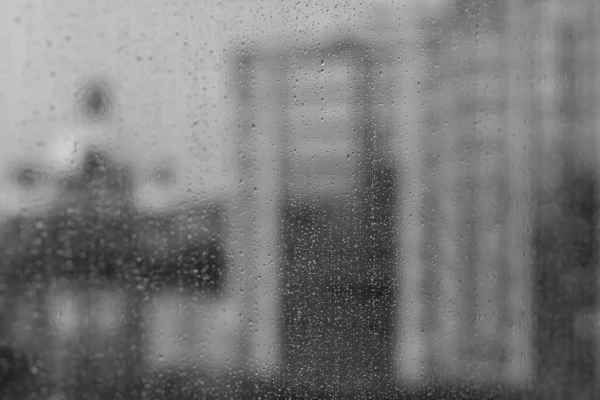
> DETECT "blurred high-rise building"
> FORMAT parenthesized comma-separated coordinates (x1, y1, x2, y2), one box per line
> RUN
(389, 0, 600, 396)
(382, 0, 531, 388)
(528, 1, 600, 399)
(231, 0, 538, 394)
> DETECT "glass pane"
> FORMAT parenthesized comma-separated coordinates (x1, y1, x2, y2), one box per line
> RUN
(0, 1, 598, 399)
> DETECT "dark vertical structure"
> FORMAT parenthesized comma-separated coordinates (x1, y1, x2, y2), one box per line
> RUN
(235, 36, 398, 396)
(278, 38, 397, 396)
(533, 13, 598, 400)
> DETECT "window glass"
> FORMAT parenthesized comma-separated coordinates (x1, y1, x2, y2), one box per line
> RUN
(0, 1, 599, 399)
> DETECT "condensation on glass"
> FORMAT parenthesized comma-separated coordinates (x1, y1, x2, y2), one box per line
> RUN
(1, 0, 600, 399)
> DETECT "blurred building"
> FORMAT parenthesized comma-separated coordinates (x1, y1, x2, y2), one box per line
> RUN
(231, 0, 520, 394)
(399, 1, 600, 398)
(233, 0, 600, 397)
(527, 1, 600, 399)
(401, 0, 521, 386)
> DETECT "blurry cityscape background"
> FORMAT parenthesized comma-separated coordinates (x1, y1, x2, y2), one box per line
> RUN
(0, 0, 600, 399)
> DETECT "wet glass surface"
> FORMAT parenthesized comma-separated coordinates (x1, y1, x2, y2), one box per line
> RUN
(1, 1, 599, 399)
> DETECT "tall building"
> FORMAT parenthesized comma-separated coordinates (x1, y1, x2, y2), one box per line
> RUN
(392, 0, 535, 388)
(409, 1, 600, 396)
(531, 1, 599, 398)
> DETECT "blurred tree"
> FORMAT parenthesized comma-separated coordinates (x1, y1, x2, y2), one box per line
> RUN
(76, 78, 113, 122)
